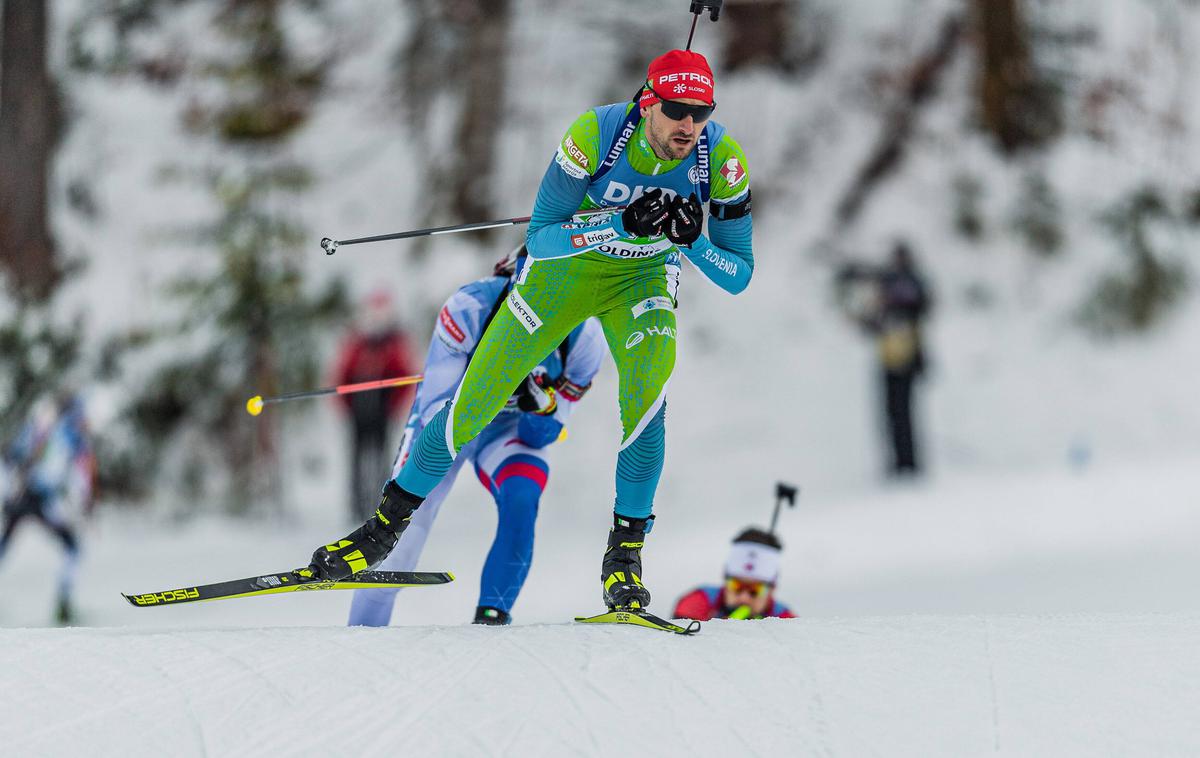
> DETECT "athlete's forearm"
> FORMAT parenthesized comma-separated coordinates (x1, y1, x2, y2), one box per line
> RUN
(683, 215, 754, 294)
(526, 163, 626, 259)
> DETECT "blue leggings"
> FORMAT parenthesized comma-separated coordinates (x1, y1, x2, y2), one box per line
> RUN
(347, 452, 545, 626)
(478, 476, 541, 611)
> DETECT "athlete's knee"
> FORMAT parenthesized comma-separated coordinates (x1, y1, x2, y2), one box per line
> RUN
(496, 477, 542, 532)
(621, 398, 667, 449)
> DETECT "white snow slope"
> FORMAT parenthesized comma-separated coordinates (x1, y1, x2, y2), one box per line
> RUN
(4, 614, 1199, 757)
(4, 456, 1200, 756)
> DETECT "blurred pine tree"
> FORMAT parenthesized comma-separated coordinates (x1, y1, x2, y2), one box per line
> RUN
(70, 0, 348, 513)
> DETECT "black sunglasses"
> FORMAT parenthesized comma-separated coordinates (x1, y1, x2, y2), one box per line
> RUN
(650, 87, 715, 122)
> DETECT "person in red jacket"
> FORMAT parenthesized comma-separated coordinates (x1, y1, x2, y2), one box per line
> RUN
(333, 290, 417, 521)
(673, 528, 796, 621)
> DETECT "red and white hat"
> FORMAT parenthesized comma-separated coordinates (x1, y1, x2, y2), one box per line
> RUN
(639, 49, 715, 109)
(725, 537, 782, 585)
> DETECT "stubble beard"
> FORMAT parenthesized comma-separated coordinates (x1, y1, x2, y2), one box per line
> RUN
(648, 111, 695, 161)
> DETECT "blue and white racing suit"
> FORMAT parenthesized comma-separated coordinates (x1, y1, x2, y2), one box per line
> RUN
(348, 274, 606, 626)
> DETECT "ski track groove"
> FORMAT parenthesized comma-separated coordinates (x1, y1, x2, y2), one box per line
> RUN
(179, 631, 315, 756)
(768, 620, 836, 757)
(329, 632, 429, 755)
(507, 629, 603, 754)
(2, 632, 210, 756)
(569, 629, 632, 748)
(494, 718, 532, 757)
(0, 642, 110, 749)
(982, 618, 1002, 753)
(650, 636, 722, 755)
(179, 631, 300, 756)
(184, 631, 300, 704)
(384, 631, 500, 740)
(144, 651, 210, 758)
(306, 631, 427, 755)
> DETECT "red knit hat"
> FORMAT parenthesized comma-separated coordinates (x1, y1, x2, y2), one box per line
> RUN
(639, 49, 715, 108)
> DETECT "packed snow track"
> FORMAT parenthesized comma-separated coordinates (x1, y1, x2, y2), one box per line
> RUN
(3, 614, 1198, 756)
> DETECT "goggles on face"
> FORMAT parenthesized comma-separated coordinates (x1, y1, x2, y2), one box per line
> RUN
(726, 577, 770, 598)
(650, 88, 716, 123)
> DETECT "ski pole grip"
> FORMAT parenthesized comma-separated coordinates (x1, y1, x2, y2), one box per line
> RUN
(689, 0, 723, 21)
(320, 237, 339, 255)
(775, 481, 798, 505)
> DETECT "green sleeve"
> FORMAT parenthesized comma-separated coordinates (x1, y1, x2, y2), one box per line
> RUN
(709, 133, 751, 203)
(553, 110, 602, 180)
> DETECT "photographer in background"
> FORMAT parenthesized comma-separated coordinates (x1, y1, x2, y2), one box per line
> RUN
(837, 240, 932, 478)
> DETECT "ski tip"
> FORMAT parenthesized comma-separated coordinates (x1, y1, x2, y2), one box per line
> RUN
(446, 571, 456, 582)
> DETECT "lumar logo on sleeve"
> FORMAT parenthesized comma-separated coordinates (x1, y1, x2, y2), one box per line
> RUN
(506, 289, 543, 334)
(129, 587, 201, 605)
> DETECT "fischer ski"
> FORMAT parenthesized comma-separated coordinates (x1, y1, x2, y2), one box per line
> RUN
(575, 609, 701, 635)
(122, 567, 454, 607)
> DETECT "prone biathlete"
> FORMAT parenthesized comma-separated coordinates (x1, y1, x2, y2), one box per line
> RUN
(308, 49, 754, 613)
(348, 251, 605, 626)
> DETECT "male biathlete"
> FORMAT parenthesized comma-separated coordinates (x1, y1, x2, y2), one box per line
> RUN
(308, 49, 754, 614)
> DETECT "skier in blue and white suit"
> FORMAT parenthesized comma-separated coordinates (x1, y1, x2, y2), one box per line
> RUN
(348, 250, 607, 626)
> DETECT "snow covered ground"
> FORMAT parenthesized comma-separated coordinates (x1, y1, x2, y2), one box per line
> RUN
(3, 456, 1200, 755)
(5, 614, 1200, 757)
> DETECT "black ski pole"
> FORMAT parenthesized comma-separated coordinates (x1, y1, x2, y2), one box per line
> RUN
(320, 206, 627, 256)
(685, 0, 724, 50)
(769, 481, 799, 535)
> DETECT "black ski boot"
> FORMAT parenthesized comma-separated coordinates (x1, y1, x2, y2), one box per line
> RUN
(473, 606, 511, 626)
(601, 514, 654, 610)
(309, 481, 422, 580)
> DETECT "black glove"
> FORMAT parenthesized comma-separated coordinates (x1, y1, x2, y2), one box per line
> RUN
(514, 372, 557, 415)
(620, 187, 670, 238)
(665, 192, 703, 247)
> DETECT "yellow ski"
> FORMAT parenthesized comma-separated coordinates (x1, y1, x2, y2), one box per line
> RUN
(575, 609, 701, 635)
(123, 568, 454, 607)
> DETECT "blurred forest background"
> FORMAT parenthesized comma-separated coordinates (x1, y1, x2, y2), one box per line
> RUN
(1, 0, 1197, 517)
